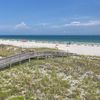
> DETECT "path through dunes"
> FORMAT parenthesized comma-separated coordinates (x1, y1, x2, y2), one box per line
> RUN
(0, 51, 74, 69)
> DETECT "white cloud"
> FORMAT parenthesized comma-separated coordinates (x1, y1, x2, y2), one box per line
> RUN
(49, 20, 100, 30)
(64, 20, 100, 26)
(71, 21, 81, 24)
(15, 22, 29, 30)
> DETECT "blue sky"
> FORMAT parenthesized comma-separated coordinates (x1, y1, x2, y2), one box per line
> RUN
(0, 0, 100, 35)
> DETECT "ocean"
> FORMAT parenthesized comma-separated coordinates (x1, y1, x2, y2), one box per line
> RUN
(0, 35, 100, 44)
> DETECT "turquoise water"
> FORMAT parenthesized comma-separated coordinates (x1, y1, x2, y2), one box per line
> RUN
(0, 35, 100, 44)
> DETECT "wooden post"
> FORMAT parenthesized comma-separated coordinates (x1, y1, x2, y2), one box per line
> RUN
(29, 58, 30, 62)
(19, 54, 21, 65)
(9, 63, 12, 68)
(46, 56, 48, 59)
(62, 53, 64, 62)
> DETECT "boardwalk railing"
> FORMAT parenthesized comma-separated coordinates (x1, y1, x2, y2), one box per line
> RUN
(0, 51, 75, 69)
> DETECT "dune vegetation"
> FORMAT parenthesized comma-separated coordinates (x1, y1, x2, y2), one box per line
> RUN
(0, 45, 100, 100)
(0, 44, 58, 57)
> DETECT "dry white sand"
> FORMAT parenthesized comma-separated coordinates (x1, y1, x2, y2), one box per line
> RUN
(0, 39, 100, 56)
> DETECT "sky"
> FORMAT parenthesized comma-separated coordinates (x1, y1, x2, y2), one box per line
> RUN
(0, 0, 100, 35)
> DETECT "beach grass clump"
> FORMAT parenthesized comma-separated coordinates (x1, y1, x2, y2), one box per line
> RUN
(0, 45, 58, 57)
(0, 50, 100, 99)
(0, 45, 22, 57)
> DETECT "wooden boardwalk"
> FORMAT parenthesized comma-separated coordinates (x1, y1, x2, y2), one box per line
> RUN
(0, 51, 75, 69)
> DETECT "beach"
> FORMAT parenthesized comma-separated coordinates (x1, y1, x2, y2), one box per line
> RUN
(0, 39, 100, 56)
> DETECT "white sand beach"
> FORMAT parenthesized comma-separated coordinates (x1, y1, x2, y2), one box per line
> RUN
(0, 39, 100, 56)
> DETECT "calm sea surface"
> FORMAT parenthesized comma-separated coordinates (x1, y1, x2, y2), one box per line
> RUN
(0, 35, 100, 44)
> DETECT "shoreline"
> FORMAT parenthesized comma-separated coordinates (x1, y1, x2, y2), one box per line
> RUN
(0, 39, 100, 56)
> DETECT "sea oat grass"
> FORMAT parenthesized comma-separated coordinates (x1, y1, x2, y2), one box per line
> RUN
(0, 47, 100, 99)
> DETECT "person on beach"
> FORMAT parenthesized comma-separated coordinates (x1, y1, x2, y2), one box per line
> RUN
(55, 44, 58, 49)
(66, 42, 71, 47)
